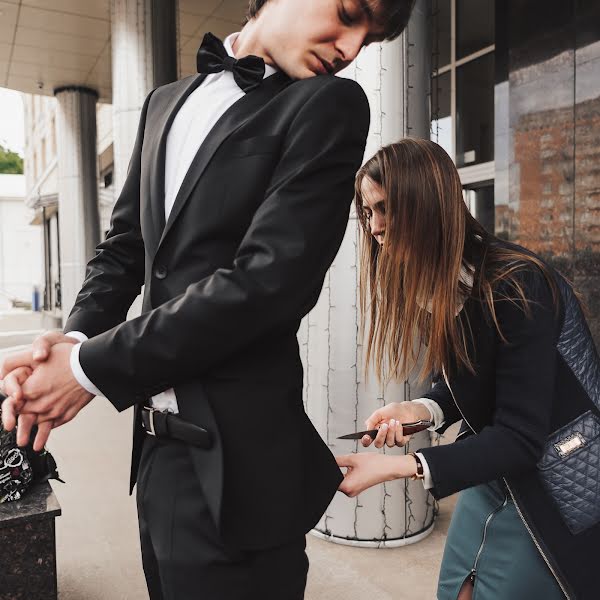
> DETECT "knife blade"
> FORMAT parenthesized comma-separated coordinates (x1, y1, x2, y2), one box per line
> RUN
(337, 420, 434, 440)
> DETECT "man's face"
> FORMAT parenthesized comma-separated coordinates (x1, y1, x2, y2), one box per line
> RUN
(258, 0, 387, 79)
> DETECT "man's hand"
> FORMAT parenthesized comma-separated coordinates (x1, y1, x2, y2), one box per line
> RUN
(0, 331, 80, 382)
(0, 332, 80, 450)
(0, 366, 54, 451)
(1, 342, 93, 450)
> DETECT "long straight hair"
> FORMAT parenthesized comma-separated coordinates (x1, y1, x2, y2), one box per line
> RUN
(354, 139, 559, 382)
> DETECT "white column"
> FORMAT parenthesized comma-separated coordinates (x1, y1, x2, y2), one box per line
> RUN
(54, 87, 100, 320)
(110, 0, 178, 318)
(301, 0, 435, 546)
(110, 0, 178, 197)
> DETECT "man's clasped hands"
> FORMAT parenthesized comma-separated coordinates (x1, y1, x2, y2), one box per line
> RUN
(0, 332, 94, 451)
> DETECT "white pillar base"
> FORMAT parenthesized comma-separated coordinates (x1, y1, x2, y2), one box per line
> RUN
(310, 517, 435, 549)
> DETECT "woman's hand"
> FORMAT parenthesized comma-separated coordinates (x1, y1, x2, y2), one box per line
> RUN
(362, 401, 431, 449)
(336, 453, 418, 498)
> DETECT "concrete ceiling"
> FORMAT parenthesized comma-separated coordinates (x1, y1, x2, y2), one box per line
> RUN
(1, 0, 248, 103)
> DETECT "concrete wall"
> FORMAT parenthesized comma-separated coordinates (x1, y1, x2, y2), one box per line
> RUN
(0, 177, 43, 309)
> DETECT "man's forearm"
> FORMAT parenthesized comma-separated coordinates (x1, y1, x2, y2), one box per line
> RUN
(70, 343, 103, 397)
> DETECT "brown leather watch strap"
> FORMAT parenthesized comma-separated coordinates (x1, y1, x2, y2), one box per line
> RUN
(409, 452, 425, 480)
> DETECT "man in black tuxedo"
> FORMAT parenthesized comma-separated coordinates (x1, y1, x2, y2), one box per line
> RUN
(1, 0, 414, 597)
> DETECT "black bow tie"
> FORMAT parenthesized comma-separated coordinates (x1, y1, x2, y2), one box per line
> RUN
(196, 32, 266, 93)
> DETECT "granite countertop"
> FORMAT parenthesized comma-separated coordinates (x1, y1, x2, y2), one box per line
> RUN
(0, 482, 61, 529)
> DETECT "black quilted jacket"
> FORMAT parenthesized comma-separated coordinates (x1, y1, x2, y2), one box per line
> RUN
(419, 252, 600, 600)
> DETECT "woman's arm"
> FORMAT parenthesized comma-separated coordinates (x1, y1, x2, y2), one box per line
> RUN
(420, 375, 463, 434)
(337, 267, 562, 499)
(417, 267, 561, 499)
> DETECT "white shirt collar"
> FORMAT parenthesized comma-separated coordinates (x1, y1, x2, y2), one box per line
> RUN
(225, 32, 278, 80)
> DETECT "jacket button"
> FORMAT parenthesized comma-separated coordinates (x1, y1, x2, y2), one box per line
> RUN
(154, 265, 168, 280)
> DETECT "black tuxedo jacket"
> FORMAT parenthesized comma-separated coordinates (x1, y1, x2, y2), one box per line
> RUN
(64, 70, 370, 549)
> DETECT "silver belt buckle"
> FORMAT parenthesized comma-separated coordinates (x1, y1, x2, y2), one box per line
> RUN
(143, 406, 157, 436)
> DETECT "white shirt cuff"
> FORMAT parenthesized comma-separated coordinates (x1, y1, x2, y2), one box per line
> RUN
(70, 342, 104, 398)
(412, 397, 446, 431)
(65, 330, 89, 343)
(415, 452, 434, 490)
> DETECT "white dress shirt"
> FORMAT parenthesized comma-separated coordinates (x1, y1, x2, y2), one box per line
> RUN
(68, 32, 276, 412)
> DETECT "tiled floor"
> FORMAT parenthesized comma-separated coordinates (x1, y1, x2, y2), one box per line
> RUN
(306, 494, 457, 600)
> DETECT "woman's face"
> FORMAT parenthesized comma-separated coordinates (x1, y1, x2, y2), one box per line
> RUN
(360, 177, 386, 246)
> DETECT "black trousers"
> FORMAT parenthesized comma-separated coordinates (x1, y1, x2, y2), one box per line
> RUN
(136, 436, 309, 600)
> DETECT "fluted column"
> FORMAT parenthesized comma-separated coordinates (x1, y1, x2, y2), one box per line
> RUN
(110, 0, 178, 318)
(54, 87, 100, 320)
(301, 0, 434, 546)
(110, 0, 177, 197)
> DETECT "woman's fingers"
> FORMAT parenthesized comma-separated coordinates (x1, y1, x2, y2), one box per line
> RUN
(337, 454, 357, 496)
(387, 420, 412, 448)
(336, 454, 355, 470)
(398, 432, 412, 447)
(362, 411, 417, 449)
(386, 419, 398, 447)
(373, 422, 388, 448)
(365, 411, 382, 431)
(371, 419, 414, 448)
(374, 421, 411, 449)
(394, 423, 412, 448)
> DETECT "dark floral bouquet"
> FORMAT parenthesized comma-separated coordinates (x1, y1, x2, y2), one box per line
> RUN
(0, 409, 62, 503)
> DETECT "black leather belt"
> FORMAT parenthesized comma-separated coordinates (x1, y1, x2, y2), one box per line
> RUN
(141, 407, 213, 449)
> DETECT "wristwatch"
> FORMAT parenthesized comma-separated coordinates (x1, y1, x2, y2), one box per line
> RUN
(409, 452, 425, 481)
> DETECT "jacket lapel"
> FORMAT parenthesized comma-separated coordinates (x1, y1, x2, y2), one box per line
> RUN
(146, 74, 208, 255)
(157, 70, 292, 250)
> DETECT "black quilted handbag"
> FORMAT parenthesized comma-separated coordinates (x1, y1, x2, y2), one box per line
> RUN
(536, 275, 600, 535)
(537, 410, 600, 534)
(0, 408, 62, 503)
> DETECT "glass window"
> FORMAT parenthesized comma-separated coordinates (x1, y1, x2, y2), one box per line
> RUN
(432, 0, 451, 68)
(457, 0, 495, 59)
(456, 53, 495, 167)
(431, 72, 452, 158)
(464, 185, 495, 233)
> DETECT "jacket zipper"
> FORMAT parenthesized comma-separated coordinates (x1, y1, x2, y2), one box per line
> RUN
(470, 493, 509, 584)
(503, 479, 570, 600)
(441, 367, 570, 600)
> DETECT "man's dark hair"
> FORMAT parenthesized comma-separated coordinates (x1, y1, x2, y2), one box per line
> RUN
(246, 0, 416, 41)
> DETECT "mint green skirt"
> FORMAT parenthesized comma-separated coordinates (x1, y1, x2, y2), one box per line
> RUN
(437, 480, 565, 599)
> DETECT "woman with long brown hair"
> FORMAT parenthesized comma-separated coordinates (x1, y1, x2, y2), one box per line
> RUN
(336, 139, 599, 600)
